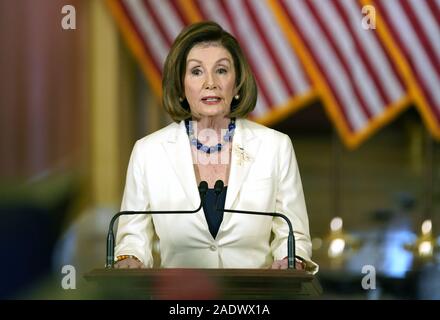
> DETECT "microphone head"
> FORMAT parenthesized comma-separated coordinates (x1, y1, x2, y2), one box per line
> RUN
(198, 181, 208, 197)
(214, 180, 224, 196)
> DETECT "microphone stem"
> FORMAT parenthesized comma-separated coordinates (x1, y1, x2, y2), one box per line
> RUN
(106, 230, 115, 269)
(220, 208, 296, 269)
(288, 232, 295, 269)
(106, 200, 204, 268)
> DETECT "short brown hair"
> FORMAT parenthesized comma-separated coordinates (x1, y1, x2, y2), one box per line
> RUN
(162, 21, 257, 122)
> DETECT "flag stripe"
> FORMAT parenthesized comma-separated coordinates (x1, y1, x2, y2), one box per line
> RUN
(282, 0, 365, 132)
(310, 0, 381, 118)
(333, 0, 389, 107)
(226, 0, 290, 106)
(124, 0, 168, 70)
(250, 0, 310, 95)
(429, 0, 440, 27)
(404, 0, 440, 78)
(409, 0, 440, 64)
(267, 0, 355, 140)
(141, 0, 173, 46)
(120, 0, 163, 74)
(149, 0, 184, 44)
(295, 0, 373, 130)
(340, 0, 405, 104)
(377, 0, 440, 122)
(170, 0, 193, 25)
(196, 0, 232, 33)
(244, 0, 295, 97)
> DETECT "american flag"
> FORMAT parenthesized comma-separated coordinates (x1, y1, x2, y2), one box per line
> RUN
(270, 0, 410, 148)
(107, 0, 440, 148)
(106, 0, 316, 125)
(371, 0, 440, 140)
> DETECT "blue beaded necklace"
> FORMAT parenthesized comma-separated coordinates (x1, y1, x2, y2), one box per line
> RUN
(185, 118, 236, 154)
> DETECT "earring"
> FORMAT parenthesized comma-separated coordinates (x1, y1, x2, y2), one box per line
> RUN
(234, 94, 240, 100)
(179, 97, 184, 102)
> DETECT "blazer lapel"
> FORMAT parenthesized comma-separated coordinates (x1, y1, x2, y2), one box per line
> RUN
(225, 119, 261, 209)
(161, 121, 200, 210)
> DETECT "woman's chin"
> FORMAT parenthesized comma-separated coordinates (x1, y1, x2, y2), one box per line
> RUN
(197, 109, 227, 118)
(204, 104, 231, 114)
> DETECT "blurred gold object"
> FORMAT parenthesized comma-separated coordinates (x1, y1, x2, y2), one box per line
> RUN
(313, 217, 362, 269)
(404, 219, 439, 264)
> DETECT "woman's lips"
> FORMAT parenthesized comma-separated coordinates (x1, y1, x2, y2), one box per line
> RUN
(201, 96, 222, 105)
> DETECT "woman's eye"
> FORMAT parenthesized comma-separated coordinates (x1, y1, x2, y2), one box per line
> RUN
(217, 68, 227, 74)
(191, 69, 202, 76)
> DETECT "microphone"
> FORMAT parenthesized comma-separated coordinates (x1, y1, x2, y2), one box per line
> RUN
(214, 180, 225, 209)
(214, 180, 296, 269)
(105, 181, 209, 268)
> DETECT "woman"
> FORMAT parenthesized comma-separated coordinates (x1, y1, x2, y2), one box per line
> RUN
(114, 21, 318, 273)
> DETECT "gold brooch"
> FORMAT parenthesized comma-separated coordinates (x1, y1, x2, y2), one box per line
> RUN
(234, 145, 251, 166)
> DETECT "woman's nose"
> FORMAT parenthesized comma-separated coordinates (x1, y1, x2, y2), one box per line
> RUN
(204, 73, 217, 89)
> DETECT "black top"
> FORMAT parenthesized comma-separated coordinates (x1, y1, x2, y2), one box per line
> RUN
(202, 186, 227, 239)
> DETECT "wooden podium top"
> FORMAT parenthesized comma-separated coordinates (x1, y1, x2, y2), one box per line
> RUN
(84, 268, 322, 299)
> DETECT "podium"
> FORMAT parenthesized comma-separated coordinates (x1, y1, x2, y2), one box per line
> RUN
(84, 268, 322, 299)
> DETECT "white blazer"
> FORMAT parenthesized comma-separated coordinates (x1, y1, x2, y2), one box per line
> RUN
(115, 119, 318, 273)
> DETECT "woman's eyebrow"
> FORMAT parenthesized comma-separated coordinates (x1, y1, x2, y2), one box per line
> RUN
(187, 58, 202, 64)
(216, 58, 231, 64)
(187, 57, 231, 65)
